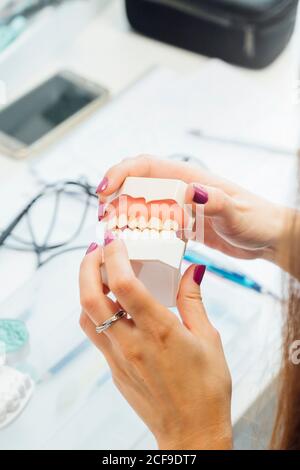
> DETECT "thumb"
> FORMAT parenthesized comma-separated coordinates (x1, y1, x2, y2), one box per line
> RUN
(184, 183, 238, 242)
(177, 264, 211, 336)
(185, 183, 237, 218)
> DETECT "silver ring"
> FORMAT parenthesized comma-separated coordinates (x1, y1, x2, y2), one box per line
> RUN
(96, 309, 127, 334)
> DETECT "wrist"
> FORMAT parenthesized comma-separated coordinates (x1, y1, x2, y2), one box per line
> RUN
(268, 206, 300, 278)
(261, 205, 288, 264)
(157, 425, 233, 450)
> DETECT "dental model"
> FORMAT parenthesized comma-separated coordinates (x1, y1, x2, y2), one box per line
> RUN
(98, 177, 194, 307)
(0, 365, 34, 429)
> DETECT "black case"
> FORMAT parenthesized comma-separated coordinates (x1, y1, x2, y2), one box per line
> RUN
(125, 0, 298, 69)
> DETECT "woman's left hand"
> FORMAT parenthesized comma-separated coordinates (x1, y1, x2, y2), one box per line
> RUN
(79, 238, 232, 450)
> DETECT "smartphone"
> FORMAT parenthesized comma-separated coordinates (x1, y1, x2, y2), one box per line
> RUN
(0, 71, 109, 159)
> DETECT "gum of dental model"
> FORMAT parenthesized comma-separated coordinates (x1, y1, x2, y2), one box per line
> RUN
(0, 365, 34, 429)
(111, 228, 178, 240)
(99, 177, 194, 307)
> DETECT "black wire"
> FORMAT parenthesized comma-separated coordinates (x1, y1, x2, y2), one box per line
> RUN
(2, 244, 38, 252)
(26, 205, 40, 253)
(9, 233, 34, 245)
(0, 180, 98, 269)
(38, 245, 88, 268)
(0, 190, 45, 246)
(36, 191, 92, 268)
(26, 187, 62, 252)
(42, 189, 61, 247)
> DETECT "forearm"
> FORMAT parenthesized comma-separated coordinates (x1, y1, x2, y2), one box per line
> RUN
(277, 209, 300, 280)
(268, 207, 300, 280)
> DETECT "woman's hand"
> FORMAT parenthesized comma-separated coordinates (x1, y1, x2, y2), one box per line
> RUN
(79, 239, 232, 450)
(96, 155, 286, 262)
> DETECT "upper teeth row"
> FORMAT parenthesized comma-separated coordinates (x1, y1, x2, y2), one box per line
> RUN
(106, 216, 179, 231)
(112, 228, 177, 240)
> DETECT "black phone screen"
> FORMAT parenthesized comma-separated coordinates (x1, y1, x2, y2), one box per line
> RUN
(0, 74, 100, 145)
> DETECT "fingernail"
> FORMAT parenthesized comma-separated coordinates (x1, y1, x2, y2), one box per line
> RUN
(193, 185, 208, 204)
(98, 203, 106, 221)
(193, 265, 206, 285)
(86, 242, 98, 255)
(96, 177, 108, 194)
(104, 231, 115, 246)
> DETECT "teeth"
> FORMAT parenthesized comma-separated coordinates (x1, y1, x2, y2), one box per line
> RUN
(171, 220, 179, 231)
(141, 228, 150, 239)
(128, 216, 138, 230)
(149, 217, 162, 230)
(114, 227, 179, 241)
(113, 229, 123, 239)
(150, 229, 159, 239)
(137, 215, 147, 230)
(161, 230, 177, 240)
(162, 219, 179, 231)
(123, 228, 140, 240)
(133, 229, 140, 240)
(118, 214, 127, 228)
(122, 228, 131, 239)
(106, 213, 180, 242)
(170, 230, 177, 239)
(160, 230, 170, 240)
(103, 207, 182, 238)
(107, 216, 117, 230)
(163, 219, 173, 230)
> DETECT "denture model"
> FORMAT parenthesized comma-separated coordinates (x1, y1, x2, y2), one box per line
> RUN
(98, 177, 193, 307)
(0, 365, 34, 429)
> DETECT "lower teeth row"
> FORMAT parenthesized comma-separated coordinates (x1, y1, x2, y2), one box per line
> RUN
(112, 228, 177, 240)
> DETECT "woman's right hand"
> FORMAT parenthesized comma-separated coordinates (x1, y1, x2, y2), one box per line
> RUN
(96, 155, 286, 262)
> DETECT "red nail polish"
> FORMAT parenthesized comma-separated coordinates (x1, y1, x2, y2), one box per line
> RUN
(193, 265, 206, 285)
(104, 231, 115, 246)
(96, 177, 108, 194)
(86, 242, 98, 255)
(98, 203, 106, 221)
(193, 185, 208, 204)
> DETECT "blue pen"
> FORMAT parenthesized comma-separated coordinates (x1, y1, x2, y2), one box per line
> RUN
(184, 250, 280, 300)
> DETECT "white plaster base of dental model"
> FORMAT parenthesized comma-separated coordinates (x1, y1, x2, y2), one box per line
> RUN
(0, 366, 34, 429)
(98, 177, 193, 307)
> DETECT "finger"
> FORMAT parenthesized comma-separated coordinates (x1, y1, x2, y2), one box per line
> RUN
(176, 264, 212, 337)
(96, 155, 151, 200)
(79, 311, 119, 373)
(79, 243, 133, 339)
(96, 155, 234, 201)
(103, 234, 174, 329)
(185, 183, 237, 218)
(184, 183, 241, 242)
(79, 310, 111, 352)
